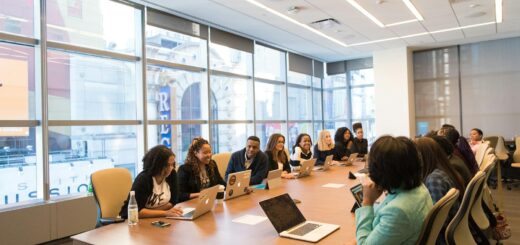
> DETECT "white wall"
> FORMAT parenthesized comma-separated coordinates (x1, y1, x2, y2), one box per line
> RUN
(373, 47, 415, 138)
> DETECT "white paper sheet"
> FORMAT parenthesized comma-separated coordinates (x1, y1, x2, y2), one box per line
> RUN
(322, 183, 346, 188)
(232, 214, 268, 225)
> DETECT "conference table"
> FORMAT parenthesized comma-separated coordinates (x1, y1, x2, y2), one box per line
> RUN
(72, 162, 366, 245)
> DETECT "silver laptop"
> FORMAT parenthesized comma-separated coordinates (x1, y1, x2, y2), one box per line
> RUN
(292, 158, 316, 178)
(266, 169, 282, 189)
(314, 155, 333, 171)
(339, 153, 358, 166)
(224, 170, 251, 201)
(260, 193, 340, 243)
(167, 185, 219, 220)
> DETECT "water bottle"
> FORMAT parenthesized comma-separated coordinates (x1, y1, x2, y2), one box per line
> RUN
(128, 191, 138, 226)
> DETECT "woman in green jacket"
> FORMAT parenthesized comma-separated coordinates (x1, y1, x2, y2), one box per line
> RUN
(355, 136, 433, 245)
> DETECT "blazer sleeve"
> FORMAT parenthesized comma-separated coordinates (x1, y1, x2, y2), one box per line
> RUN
(355, 205, 412, 245)
(177, 165, 196, 195)
(168, 170, 189, 203)
(119, 173, 150, 218)
(334, 142, 347, 160)
(250, 153, 269, 185)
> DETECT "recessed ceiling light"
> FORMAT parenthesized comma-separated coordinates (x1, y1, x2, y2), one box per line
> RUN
(495, 0, 503, 23)
(287, 6, 300, 15)
(310, 18, 340, 29)
(402, 0, 424, 21)
(345, 0, 385, 27)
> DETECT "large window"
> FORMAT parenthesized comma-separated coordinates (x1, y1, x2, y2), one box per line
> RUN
(324, 58, 375, 144)
(0, 0, 329, 209)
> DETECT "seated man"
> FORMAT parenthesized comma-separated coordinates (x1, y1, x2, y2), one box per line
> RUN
(225, 136, 269, 185)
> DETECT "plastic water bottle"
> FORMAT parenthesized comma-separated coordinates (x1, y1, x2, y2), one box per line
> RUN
(128, 191, 138, 226)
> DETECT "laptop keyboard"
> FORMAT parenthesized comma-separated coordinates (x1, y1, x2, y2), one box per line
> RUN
(289, 223, 321, 236)
(182, 210, 195, 217)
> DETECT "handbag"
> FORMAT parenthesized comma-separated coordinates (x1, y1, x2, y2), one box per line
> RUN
(492, 212, 511, 240)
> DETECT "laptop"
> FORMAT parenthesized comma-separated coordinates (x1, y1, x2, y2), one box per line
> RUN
(313, 155, 333, 171)
(357, 157, 369, 174)
(292, 158, 316, 178)
(224, 170, 251, 201)
(266, 169, 282, 189)
(260, 193, 340, 243)
(339, 153, 358, 166)
(167, 185, 219, 220)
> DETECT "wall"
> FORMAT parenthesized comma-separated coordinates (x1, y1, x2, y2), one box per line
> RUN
(373, 47, 415, 138)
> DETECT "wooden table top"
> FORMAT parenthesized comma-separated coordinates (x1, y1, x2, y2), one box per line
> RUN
(72, 162, 365, 245)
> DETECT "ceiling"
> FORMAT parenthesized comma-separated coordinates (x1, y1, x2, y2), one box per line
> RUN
(144, 0, 520, 62)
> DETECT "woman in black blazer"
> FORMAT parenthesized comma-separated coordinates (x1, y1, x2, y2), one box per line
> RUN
(177, 137, 225, 199)
(333, 127, 353, 161)
(265, 133, 295, 179)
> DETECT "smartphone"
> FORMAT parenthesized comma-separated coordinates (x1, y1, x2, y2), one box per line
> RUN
(151, 220, 171, 228)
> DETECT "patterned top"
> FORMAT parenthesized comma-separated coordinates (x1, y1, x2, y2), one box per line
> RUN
(425, 168, 455, 204)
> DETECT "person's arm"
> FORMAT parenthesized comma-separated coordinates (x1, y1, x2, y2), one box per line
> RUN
(425, 173, 449, 204)
(168, 170, 189, 203)
(334, 142, 347, 160)
(355, 205, 411, 245)
(138, 203, 183, 218)
(177, 165, 199, 199)
(250, 153, 269, 185)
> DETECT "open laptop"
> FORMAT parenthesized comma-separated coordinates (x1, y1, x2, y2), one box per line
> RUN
(357, 155, 369, 174)
(266, 169, 282, 189)
(260, 193, 340, 243)
(224, 170, 251, 201)
(167, 185, 219, 220)
(292, 158, 316, 178)
(338, 153, 358, 166)
(313, 155, 333, 171)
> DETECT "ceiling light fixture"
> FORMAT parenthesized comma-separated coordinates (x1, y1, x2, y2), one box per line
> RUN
(402, 0, 424, 21)
(345, 0, 385, 28)
(287, 6, 300, 15)
(495, 0, 503, 23)
(310, 18, 340, 29)
(246, 0, 348, 47)
(348, 21, 496, 47)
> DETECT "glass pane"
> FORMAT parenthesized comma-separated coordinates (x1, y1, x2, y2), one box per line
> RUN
(351, 86, 375, 119)
(350, 119, 376, 145)
(47, 50, 137, 120)
(48, 125, 138, 198)
(46, 0, 139, 55)
(349, 68, 374, 86)
(255, 82, 285, 120)
(0, 0, 34, 37)
(256, 122, 286, 151)
(147, 66, 208, 120)
(312, 76, 321, 89)
(0, 127, 38, 206)
(313, 88, 322, 121)
(288, 71, 311, 86)
(324, 121, 348, 131)
(324, 74, 346, 89)
(210, 43, 252, 76)
(146, 25, 207, 68)
(287, 86, 311, 120)
(210, 76, 253, 120)
(254, 45, 285, 81)
(0, 42, 35, 120)
(287, 122, 312, 149)
(210, 124, 254, 153)
(313, 123, 323, 143)
(148, 124, 209, 165)
(323, 88, 347, 120)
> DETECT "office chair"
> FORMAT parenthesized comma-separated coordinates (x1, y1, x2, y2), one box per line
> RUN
(415, 188, 460, 245)
(507, 136, 520, 190)
(91, 168, 132, 226)
(471, 159, 497, 232)
(212, 152, 231, 180)
(445, 171, 486, 245)
(475, 142, 490, 168)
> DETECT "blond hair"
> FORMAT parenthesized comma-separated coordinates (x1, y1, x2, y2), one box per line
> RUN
(317, 130, 334, 151)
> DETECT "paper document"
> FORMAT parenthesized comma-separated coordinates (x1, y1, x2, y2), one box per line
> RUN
(322, 183, 346, 188)
(232, 214, 267, 225)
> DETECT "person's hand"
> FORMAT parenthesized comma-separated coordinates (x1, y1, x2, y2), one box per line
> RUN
(165, 206, 183, 217)
(282, 172, 296, 179)
(362, 182, 383, 207)
(245, 187, 254, 194)
(341, 156, 348, 161)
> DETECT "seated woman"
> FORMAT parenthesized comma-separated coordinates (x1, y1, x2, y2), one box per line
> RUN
(313, 130, 335, 165)
(177, 137, 226, 198)
(290, 133, 313, 167)
(351, 122, 368, 156)
(355, 136, 433, 245)
(120, 145, 189, 218)
(442, 127, 479, 174)
(333, 127, 353, 161)
(265, 133, 294, 179)
(469, 128, 484, 155)
(431, 136, 473, 187)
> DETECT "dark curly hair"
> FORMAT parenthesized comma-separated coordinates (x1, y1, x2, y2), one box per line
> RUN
(369, 136, 422, 194)
(334, 127, 353, 144)
(184, 137, 216, 178)
(143, 145, 175, 177)
(292, 133, 312, 154)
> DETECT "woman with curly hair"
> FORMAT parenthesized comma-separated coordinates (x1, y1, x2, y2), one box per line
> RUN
(177, 137, 226, 199)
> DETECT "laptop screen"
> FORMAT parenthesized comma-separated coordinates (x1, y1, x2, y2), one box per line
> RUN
(259, 193, 306, 233)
